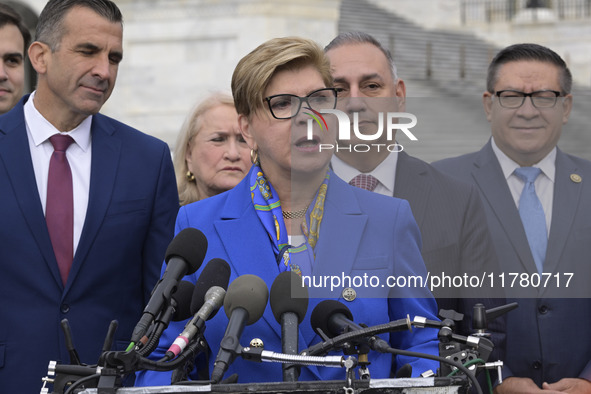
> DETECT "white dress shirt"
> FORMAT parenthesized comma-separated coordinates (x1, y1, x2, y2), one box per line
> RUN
(331, 151, 398, 197)
(25, 91, 92, 255)
(491, 137, 554, 236)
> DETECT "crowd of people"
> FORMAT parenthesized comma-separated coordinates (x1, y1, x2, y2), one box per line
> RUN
(0, 1, 589, 393)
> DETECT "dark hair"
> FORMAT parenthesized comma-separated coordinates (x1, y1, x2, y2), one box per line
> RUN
(486, 43, 572, 94)
(324, 31, 398, 79)
(0, 3, 31, 52)
(36, 0, 122, 51)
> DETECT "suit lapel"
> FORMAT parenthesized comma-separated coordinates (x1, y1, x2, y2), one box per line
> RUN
(214, 174, 368, 285)
(214, 174, 366, 379)
(306, 174, 367, 379)
(313, 174, 367, 281)
(471, 142, 538, 274)
(393, 151, 431, 227)
(0, 98, 64, 287)
(214, 182, 279, 283)
(213, 179, 287, 360)
(65, 115, 121, 290)
(544, 149, 581, 278)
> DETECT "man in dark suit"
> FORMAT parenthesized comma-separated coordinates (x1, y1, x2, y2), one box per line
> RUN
(0, 3, 31, 114)
(0, 1, 178, 392)
(434, 43, 591, 393)
(324, 32, 505, 379)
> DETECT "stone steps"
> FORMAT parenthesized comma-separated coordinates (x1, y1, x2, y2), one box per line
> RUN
(338, 0, 591, 162)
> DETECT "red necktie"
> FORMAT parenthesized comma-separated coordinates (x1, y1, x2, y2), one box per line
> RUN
(349, 174, 379, 191)
(46, 134, 75, 285)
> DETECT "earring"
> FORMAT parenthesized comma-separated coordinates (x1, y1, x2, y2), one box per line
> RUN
(250, 149, 259, 165)
(186, 171, 195, 182)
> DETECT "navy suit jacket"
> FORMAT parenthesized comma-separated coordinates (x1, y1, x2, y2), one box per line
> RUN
(0, 96, 179, 393)
(395, 151, 505, 364)
(136, 167, 440, 386)
(433, 141, 591, 386)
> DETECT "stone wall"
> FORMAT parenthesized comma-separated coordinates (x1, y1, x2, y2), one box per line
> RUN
(15, 0, 340, 146)
(370, 0, 591, 88)
(12, 0, 591, 148)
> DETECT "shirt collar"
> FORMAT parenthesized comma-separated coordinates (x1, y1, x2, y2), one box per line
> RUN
(25, 90, 93, 152)
(491, 136, 556, 183)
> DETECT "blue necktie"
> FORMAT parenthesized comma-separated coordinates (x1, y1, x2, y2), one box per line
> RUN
(514, 167, 547, 273)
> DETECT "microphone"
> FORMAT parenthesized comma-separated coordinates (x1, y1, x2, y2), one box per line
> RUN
(139, 280, 197, 357)
(155, 280, 195, 326)
(130, 228, 207, 345)
(60, 319, 81, 365)
(172, 280, 196, 322)
(269, 271, 308, 382)
(211, 274, 269, 383)
(166, 258, 232, 360)
(310, 300, 390, 352)
(395, 363, 413, 378)
(101, 320, 119, 354)
(190, 258, 232, 317)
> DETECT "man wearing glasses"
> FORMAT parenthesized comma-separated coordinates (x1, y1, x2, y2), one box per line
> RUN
(434, 43, 591, 393)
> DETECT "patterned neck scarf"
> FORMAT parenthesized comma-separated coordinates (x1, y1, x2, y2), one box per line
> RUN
(249, 164, 329, 276)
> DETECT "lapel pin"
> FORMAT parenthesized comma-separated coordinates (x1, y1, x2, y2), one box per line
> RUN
(570, 174, 582, 183)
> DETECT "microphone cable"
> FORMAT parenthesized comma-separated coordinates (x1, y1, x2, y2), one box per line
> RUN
(381, 346, 483, 394)
(63, 373, 100, 394)
(134, 334, 209, 372)
(304, 318, 411, 356)
(303, 315, 484, 394)
(137, 321, 167, 357)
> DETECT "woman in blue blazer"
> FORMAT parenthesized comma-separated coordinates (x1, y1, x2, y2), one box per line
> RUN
(136, 36, 439, 386)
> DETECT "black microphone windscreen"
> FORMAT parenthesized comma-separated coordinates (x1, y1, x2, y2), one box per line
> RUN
(164, 228, 208, 274)
(190, 258, 232, 315)
(270, 271, 309, 324)
(223, 274, 268, 325)
(395, 363, 413, 378)
(310, 299, 354, 338)
(172, 280, 195, 321)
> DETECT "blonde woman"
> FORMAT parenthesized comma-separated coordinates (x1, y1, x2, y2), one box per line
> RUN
(137, 37, 438, 386)
(174, 93, 251, 204)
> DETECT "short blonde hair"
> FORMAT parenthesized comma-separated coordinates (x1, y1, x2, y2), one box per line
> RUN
(174, 92, 235, 205)
(231, 36, 332, 118)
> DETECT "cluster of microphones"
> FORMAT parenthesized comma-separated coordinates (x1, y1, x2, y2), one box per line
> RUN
(42, 228, 513, 394)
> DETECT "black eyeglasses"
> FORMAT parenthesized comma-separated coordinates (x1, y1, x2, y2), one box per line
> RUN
(264, 88, 338, 119)
(494, 90, 562, 109)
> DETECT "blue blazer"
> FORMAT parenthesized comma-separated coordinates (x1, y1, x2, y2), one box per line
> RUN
(433, 141, 591, 386)
(0, 96, 179, 393)
(136, 167, 440, 386)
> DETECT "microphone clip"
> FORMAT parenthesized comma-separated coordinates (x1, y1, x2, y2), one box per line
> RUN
(314, 327, 371, 359)
(240, 345, 264, 362)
